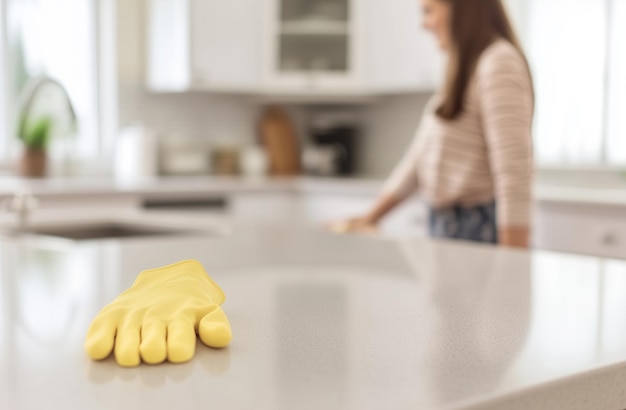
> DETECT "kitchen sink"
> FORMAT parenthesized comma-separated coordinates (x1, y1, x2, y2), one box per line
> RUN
(0, 206, 230, 241)
(18, 221, 218, 240)
(29, 222, 194, 240)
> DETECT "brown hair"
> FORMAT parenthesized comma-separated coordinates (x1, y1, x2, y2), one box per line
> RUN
(436, 0, 532, 120)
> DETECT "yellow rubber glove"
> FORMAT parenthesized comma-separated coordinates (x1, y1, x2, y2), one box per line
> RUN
(85, 260, 232, 367)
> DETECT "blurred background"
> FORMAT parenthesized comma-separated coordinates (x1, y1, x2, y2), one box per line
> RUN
(0, 0, 624, 256)
(1, 0, 624, 177)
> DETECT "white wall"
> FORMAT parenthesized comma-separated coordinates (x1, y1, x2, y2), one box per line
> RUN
(503, 0, 528, 41)
(358, 93, 432, 178)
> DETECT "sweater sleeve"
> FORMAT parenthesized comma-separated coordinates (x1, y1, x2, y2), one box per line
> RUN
(476, 45, 534, 228)
(380, 131, 421, 200)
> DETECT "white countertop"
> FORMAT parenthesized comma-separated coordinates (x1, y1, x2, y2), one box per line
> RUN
(1, 214, 626, 410)
(0, 175, 624, 208)
(0, 176, 383, 198)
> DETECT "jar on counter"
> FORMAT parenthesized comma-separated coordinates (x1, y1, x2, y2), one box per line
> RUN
(211, 144, 241, 176)
(240, 145, 268, 177)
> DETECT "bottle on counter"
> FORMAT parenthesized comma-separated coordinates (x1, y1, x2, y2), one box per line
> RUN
(114, 123, 159, 183)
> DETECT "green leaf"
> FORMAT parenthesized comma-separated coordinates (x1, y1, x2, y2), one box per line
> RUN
(22, 116, 53, 149)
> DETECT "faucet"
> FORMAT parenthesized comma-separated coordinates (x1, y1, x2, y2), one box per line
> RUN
(18, 76, 78, 133)
(3, 190, 39, 233)
(17, 76, 78, 176)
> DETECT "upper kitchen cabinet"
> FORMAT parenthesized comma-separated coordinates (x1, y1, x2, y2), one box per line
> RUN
(264, 0, 442, 97)
(264, 0, 360, 94)
(361, 0, 443, 93)
(146, 0, 441, 98)
(146, 0, 264, 92)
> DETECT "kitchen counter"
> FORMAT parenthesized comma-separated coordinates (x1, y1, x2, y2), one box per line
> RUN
(0, 176, 382, 198)
(1, 215, 626, 410)
(0, 175, 625, 208)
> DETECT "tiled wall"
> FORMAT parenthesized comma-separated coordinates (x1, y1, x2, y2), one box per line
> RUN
(358, 93, 432, 178)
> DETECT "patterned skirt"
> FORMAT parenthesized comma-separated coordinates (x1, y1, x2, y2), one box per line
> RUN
(429, 202, 498, 244)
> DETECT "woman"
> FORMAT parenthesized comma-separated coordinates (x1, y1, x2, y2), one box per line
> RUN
(337, 0, 534, 248)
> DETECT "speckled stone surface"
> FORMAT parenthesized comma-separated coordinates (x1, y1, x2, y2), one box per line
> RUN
(1, 222, 626, 409)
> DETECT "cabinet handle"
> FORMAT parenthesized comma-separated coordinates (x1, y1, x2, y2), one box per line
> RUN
(601, 232, 618, 246)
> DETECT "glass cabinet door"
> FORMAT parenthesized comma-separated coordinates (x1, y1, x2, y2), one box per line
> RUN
(270, 0, 358, 88)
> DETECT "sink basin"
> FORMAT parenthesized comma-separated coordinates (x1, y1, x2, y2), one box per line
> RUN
(28, 222, 200, 240)
(1, 211, 230, 241)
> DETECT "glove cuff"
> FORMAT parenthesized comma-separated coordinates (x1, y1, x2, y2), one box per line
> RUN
(136, 259, 226, 304)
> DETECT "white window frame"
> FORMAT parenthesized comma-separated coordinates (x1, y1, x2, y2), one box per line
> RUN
(96, 0, 119, 168)
(0, 0, 10, 162)
(0, 0, 117, 176)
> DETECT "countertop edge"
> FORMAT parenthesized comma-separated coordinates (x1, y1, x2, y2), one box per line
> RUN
(455, 361, 626, 410)
(0, 176, 624, 208)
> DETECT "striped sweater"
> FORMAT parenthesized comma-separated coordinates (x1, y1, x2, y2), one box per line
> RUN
(382, 39, 534, 228)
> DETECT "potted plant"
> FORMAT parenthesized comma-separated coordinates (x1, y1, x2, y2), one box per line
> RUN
(18, 115, 53, 178)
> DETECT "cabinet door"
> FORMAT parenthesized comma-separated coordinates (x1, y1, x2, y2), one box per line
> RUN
(146, 0, 192, 91)
(535, 203, 626, 260)
(265, 0, 360, 91)
(362, 0, 443, 92)
(230, 193, 301, 223)
(189, 0, 264, 89)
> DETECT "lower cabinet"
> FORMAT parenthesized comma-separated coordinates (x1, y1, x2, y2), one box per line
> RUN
(534, 202, 626, 260)
(230, 192, 301, 224)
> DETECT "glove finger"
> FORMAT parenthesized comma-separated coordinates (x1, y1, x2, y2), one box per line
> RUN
(198, 305, 232, 349)
(140, 320, 167, 365)
(114, 322, 141, 367)
(167, 319, 196, 364)
(85, 311, 121, 360)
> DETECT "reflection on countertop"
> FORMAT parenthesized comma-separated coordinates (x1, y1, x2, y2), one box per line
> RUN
(1, 226, 626, 409)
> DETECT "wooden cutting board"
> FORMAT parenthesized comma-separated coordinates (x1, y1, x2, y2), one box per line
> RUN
(258, 106, 301, 176)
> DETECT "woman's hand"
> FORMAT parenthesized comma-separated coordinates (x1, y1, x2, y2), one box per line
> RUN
(499, 227, 530, 249)
(325, 194, 404, 236)
(326, 216, 378, 235)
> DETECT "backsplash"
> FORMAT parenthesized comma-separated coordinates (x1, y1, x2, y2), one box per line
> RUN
(118, 83, 261, 144)
(359, 93, 432, 178)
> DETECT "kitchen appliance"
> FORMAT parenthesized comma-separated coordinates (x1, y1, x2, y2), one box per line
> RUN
(302, 145, 343, 176)
(308, 110, 359, 176)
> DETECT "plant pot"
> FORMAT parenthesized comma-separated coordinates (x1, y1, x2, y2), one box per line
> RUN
(20, 148, 47, 178)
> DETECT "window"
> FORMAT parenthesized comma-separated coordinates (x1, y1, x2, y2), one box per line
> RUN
(525, 0, 625, 167)
(0, 4, 7, 160)
(606, 0, 626, 165)
(5, 0, 100, 161)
